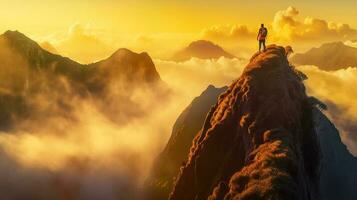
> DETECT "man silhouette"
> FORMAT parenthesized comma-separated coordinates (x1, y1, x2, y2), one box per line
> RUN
(257, 24, 268, 52)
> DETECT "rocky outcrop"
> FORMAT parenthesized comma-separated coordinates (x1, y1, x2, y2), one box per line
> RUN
(145, 85, 227, 199)
(169, 45, 321, 200)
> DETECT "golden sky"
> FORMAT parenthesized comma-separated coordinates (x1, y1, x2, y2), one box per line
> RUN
(1, 0, 357, 62)
(2, 0, 357, 34)
(1, 2, 357, 195)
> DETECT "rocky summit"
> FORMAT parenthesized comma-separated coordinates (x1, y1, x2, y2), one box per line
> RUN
(167, 45, 321, 200)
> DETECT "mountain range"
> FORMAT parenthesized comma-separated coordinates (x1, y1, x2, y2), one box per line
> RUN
(291, 42, 357, 70)
(0, 30, 165, 130)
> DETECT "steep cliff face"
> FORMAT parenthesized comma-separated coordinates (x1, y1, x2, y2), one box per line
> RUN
(313, 109, 357, 200)
(145, 85, 227, 199)
(169, 45, 321, 200)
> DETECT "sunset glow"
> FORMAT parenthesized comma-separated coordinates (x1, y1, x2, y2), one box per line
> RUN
(0, 1, 357, 199)
(1, 0, 357, 62)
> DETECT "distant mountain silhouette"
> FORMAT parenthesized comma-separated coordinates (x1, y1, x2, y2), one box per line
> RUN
(171, 40, 236, 61)
(145, 85, 227, 199)
(0, 30, 165, 130)
(1, 30, 161, 84)
(291, 42, 357, 70)
(92, 48, 161, 84)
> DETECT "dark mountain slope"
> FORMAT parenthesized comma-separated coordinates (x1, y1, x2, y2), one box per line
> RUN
(291, 42, 357, 70)
(145, 85, 227, 199)
(171, 40, 236, 62)
(169, 45, 321, 200)
(313, 109, 357, 200)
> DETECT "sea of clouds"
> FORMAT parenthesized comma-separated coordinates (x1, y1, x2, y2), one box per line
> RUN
(0, 54, 356, 199)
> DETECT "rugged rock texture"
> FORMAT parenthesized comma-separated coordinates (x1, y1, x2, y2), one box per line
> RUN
(0, 30, 165, 130)
(172, 40, 236, 61)
(146, 87, 357, 200)
(145, 85, 227, 199)
(169, 45, 321, 200)
(313, 109, 357, 200)
(291, 42, 357, 70)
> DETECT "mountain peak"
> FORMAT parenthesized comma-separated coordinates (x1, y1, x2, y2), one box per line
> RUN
(109, 48, 150, 61)
(94, 48, 161, 83)
(187, 40, 220, 48)
(317, 41, 353, 51)
(320, 41, 345, 47)
(169, 45, 321, 200)
(2, 30, 41, 50)
(3, 30, 27, 38)
(111, 48, 137, 56)
(0, 30, 55, 68)
(171, 40, 236, 61)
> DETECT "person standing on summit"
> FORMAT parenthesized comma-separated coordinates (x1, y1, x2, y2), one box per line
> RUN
(257, 24, 268, 52)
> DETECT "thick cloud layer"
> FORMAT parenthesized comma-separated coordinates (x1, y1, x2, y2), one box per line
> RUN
(345, 40, 357, 48)
(0, 78, 175, 199)
(0, 39, 179, 199)
(272, 7, 357, 42)
(0, 49, 356, 199)
(54, 23, 115, 63)
(202, 6, 357, 43)
(155, 57, 246, 99)
(202, 24, 254, 42)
